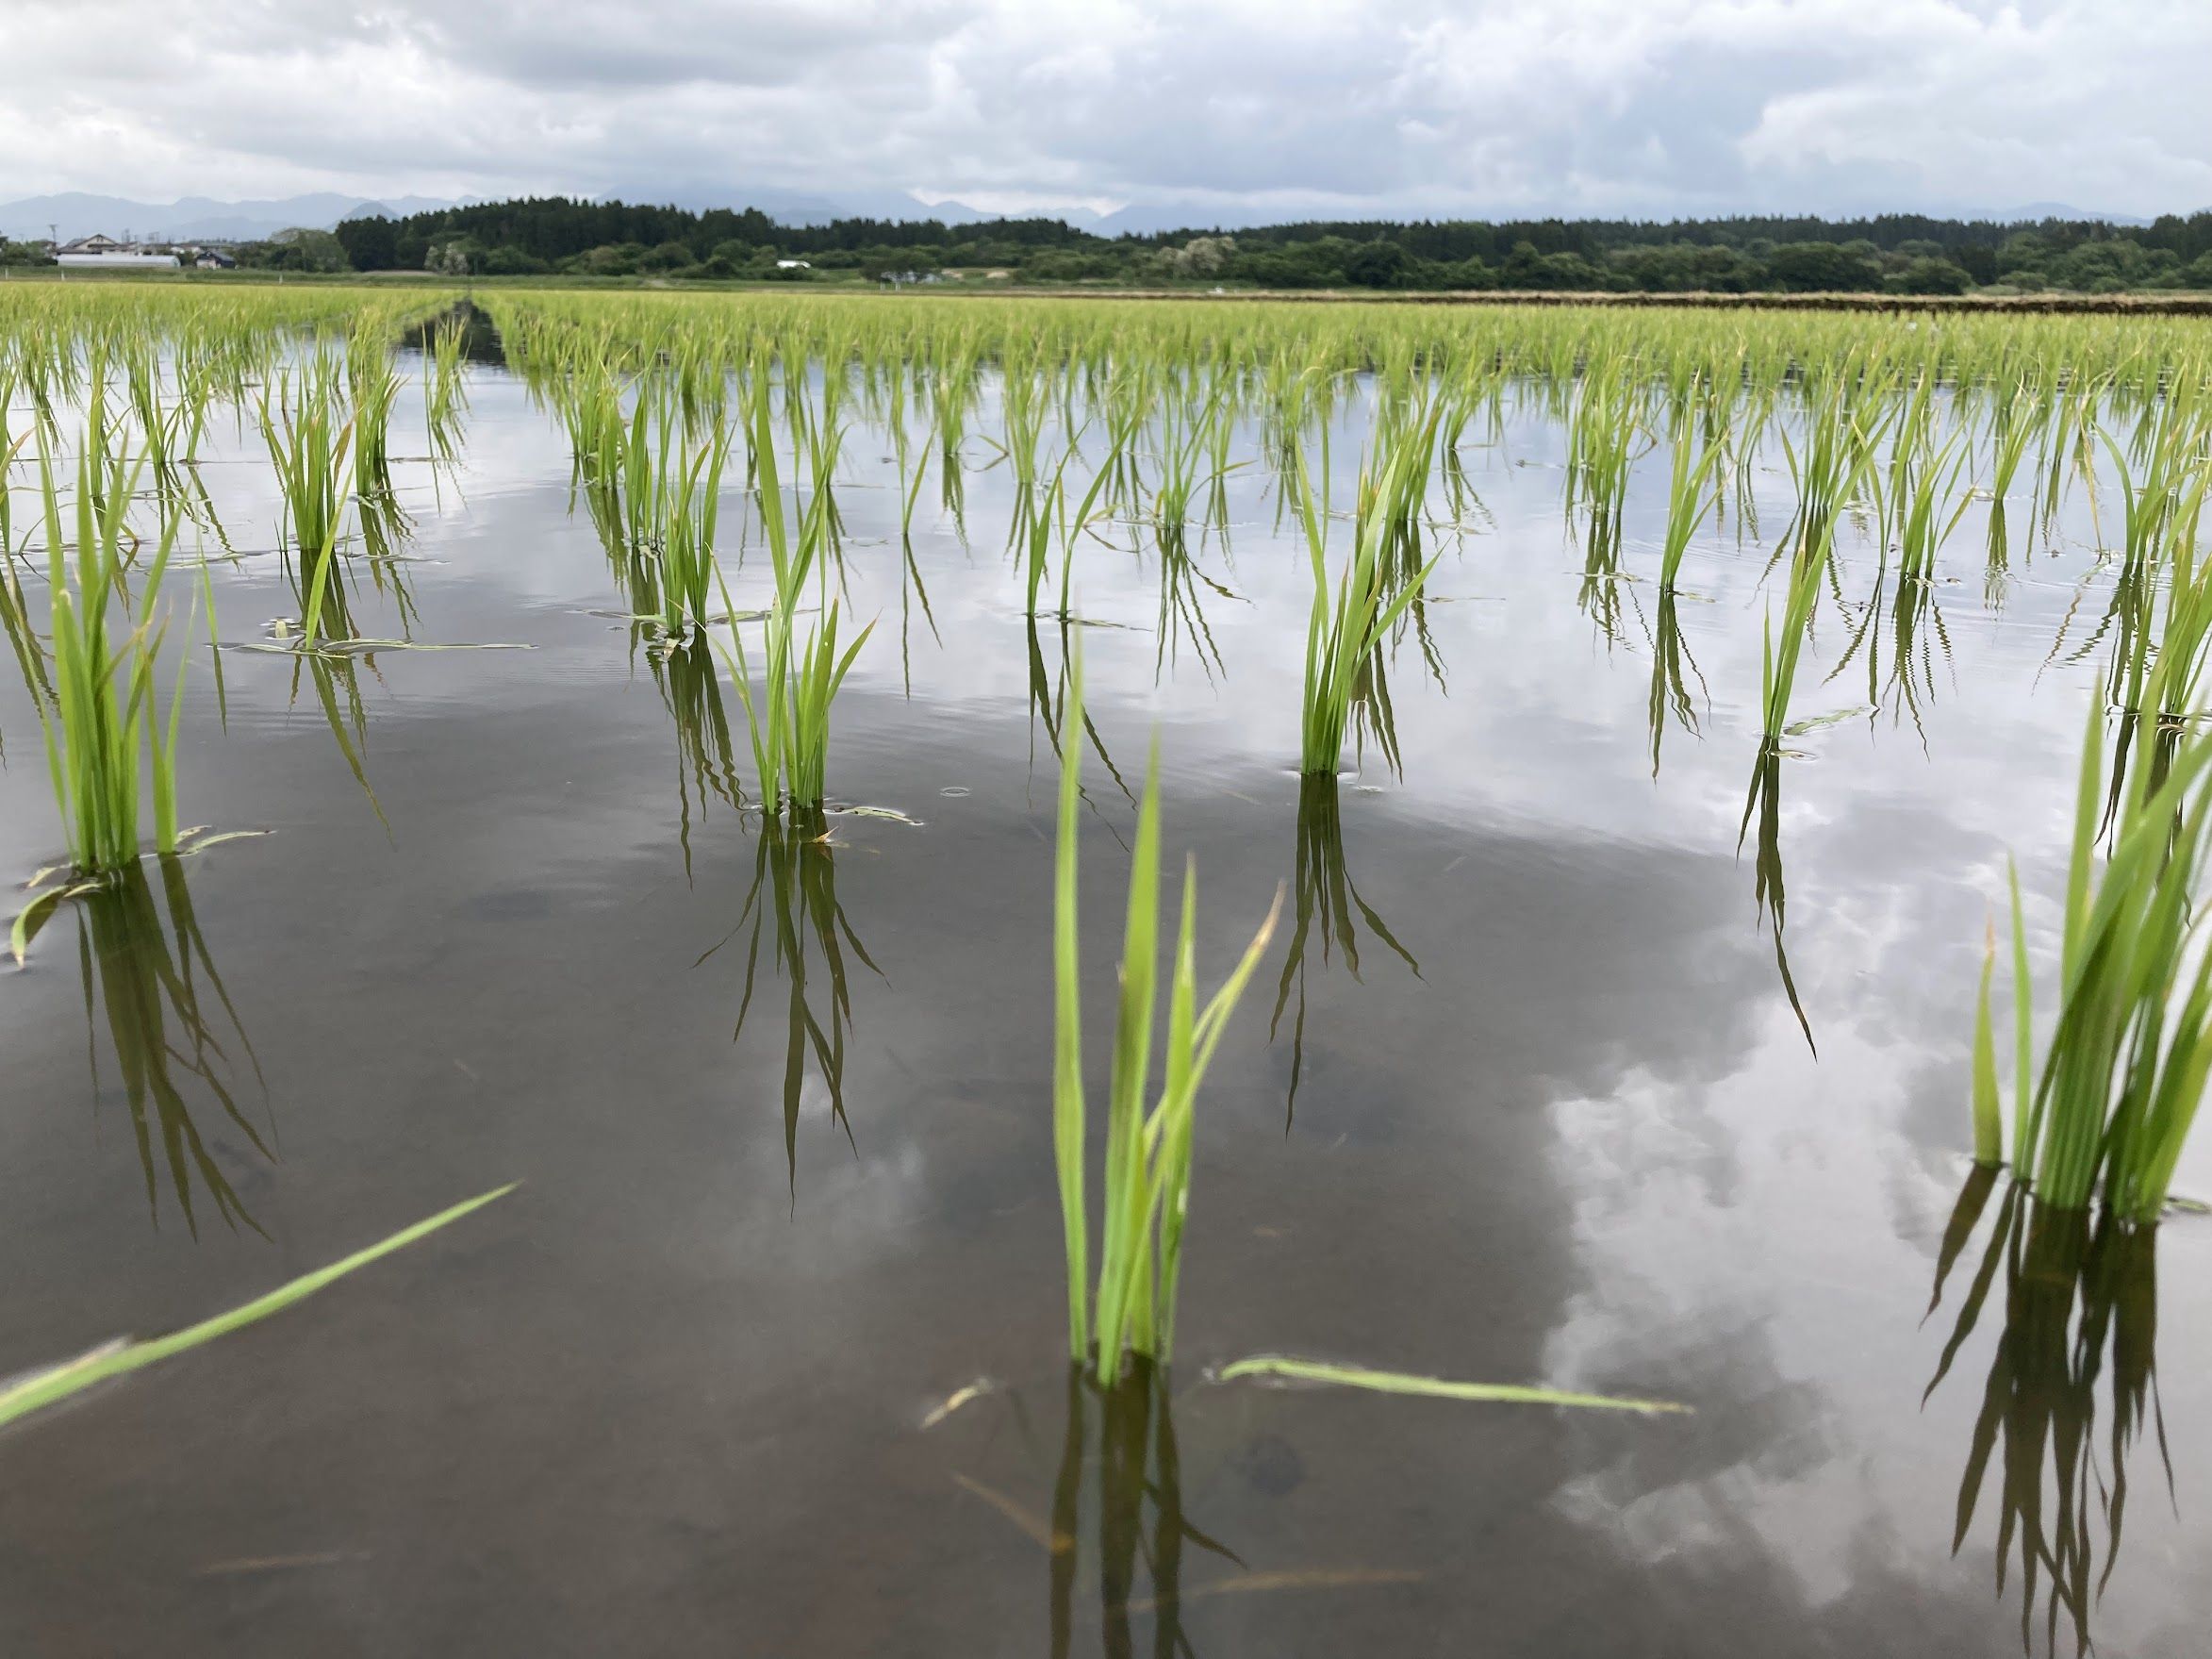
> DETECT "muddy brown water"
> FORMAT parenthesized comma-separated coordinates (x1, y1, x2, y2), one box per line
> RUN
(3, 344, 2209, 1656)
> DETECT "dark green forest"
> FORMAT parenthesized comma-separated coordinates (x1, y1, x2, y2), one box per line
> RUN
(301, 196, 2212, 292)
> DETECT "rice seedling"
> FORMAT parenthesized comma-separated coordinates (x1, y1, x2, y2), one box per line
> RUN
(347, 329, 404, 510)
(1052, 644, 1280, 1378)
(1966, 697, 2212, 1221)
(423, 312, 470, 470)
(258, 358, 356, 645)
(1983, 382, 2040, 574)
(655, 418, 733, 638)
(560, 372, 734, 639)
(1656, 414, 1726, 593)
(721, 373, 872, 816)
(0, 1184, 515, 1433)
(1292, 421, 1443, 777)
(29, 440, 189, 873)
(1566, 361, 1645, 640)
(2095, 436, 2212, 819)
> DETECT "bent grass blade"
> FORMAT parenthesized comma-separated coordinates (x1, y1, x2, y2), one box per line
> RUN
(1212, 1354, 1689, 1415)
(0, 1184, 518, 1433)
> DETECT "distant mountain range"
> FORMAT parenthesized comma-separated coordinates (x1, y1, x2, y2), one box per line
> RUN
(0, 191, 467, 243)
(0, 189, 2168, 245)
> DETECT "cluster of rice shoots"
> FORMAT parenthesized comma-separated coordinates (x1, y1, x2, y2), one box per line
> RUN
(1756, 389, 1875, 744)
(29, 440, 189, 873)
(1656, 408, 1725, 593)
(1052, 645, 1279, 1378)
(424, 314, 470, 469)
(563, 372, 731, 638)
(1292, 415, 1442, 777)
(1970, 696, 2212, 1221)
(722, 373, 871, 817)
(258, 358, 356, 645)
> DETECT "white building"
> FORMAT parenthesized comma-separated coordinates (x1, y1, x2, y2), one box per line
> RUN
(58, 252, 181, 270)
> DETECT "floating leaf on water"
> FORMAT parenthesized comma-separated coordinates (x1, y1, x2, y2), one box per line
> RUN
(10, 879, 104, 965)
(1127, 1567, 1426, 1612)
(226, 639, 533, 658)
(0, 1185, 517, 1433)
(196, 1551, 367, 1577)
(1782, 705, 1874, 738)
(0, 1337, 132, 1405)
(1210, 1354, 1689, 1415)
(176, 829, 272, 856)
(920, 1376, 998, 1429)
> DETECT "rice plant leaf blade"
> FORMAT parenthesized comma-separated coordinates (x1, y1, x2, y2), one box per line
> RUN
(0, 1184, 517, 1432)
(1213, 1354, 1689, 1415)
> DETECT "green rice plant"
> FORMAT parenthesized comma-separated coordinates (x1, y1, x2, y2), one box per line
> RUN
(1753, 528, 1833, 748)
(1147, 384, 1221, 551)
(347, 329, 404, 509)
(1052, 644, 1280, 1378)
(1971, 697, 2212, 1220)
(1656, 417, 1725, 592)
(30, 440, 188, 872)
(558, 370, 730, 637)
(1292, 423, 1442, 777)
(424, 312, 470, 469)
(656, 419, 733, 638)
(120, 340, 209, 509)
(0, 1184, 515, 1432)
(1018, 470, 1069, 620)
(721, 373, 872, 815)
(1838, 424, 1973, 729)
(258, 361, 356, 644)
(1564, 358, 1642, 556)
(1984, 382, 2039, 572)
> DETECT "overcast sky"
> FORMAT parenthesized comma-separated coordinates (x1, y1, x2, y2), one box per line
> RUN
(4, 0, 2207, 221)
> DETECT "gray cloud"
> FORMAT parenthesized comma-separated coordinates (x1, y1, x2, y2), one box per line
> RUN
(1, 0, 2204, 219)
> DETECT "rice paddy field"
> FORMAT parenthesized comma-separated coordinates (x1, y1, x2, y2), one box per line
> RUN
(8, 283, 2212, 1655)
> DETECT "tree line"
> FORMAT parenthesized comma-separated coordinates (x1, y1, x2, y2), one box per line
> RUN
(87, 195, 2212, 293)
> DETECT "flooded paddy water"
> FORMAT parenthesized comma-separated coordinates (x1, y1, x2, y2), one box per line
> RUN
(4, 290, 2212, 1654)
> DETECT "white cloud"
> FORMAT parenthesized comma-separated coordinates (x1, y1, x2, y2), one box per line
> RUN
(0, 0, 2203, 218)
